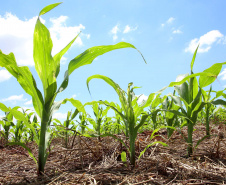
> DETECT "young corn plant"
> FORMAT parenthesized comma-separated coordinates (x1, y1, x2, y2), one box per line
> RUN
(201, 86, 226, 136)
(86, 102, 110, 141)
(63, 109, 79, 148)
(162, 92, 180, 138)
(168, 47, 215, 156)
(0, 3, 144, 174)
(75, 112, 88, 135)
(53, 109, 78, 148)
(87, 75, 160, 166)
(0, 111, 15, 143)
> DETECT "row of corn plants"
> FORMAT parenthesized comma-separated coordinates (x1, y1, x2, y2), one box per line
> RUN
(1, 2, 226, 175)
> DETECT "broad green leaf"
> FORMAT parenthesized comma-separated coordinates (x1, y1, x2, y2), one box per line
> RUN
(175, 82, 189, 104)
(34, 18, 56, 103)
(212, 99, 226, 106)
(100, 101, 126, 122)
(70, 109, 79, 120)
(0, 102, 9, 112)
(169, 72, 216, 87)
(53, 118, 61, 124)
(87, 75, 128, 110)
(0, 51, 44, 117)
(135, 114, 149, 133)
(54, 32, 81, 78)
(39, 2, 62, 16)
(62, 98, 85, 113)
(68, 42, 146, 75)
(199, 62, 226, 88)
(192, 76, 199, 99)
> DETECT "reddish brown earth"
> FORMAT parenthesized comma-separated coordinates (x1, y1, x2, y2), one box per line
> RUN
(0, 123, 225, 185)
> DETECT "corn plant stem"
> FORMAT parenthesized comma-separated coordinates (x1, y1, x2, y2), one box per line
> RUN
(187, 121, 193, 157)
(129, 135, 136, 166)
(206, 104, 210, 137)
(38, 120, 48, 174)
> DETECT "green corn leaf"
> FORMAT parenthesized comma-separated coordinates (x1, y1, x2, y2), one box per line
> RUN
(0, 51, 44, 118)
(7, 142, 37, 166)
(190, 45, 199, 72)
(174, 82, 189, 104)
(211, 99, 226, 106)
(121, 151, 127, 165)
(138, 141, 167, 159)
(70, 109, 79, 120)
(53, 118, 61, 124)
(10, 108, 39, 143)
(62, 98, 85, 113)
(190, 88, 202, 110)
(199, 62, 226, 88)
(191, 102, 206, 124)
(39, 2, 62, 16)
(0, 102, 9, 112)
(87, 75, 128, 110)
(34, 18, 57, 103)
(54, 32, 81, 78)
(169, 72, 216, 87)
(195, 135, 213, 149)
(134, 114, 150, 133)
(68, 42, 146, 75)
(100, 101, 126, 122)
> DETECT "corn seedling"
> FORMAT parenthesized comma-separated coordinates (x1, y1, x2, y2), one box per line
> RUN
(162, 92, 181, 138)
(86, 102, 110, 141)
(87, 75, 160, 166)
(0, 2, 144, 174)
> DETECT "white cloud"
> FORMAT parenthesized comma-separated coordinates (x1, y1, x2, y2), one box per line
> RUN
(137, 94, 148, 104)
(72, 94, 77, 98)
(0, 69, 12, 82)
(49, 16, 86, 55)
(111, 24, 120, 35)
(110, 24, 137, 41)
(24, 99, 32, 105)
(113, 35, 118, 41)
(123, 25, 137, 34)
(1, 94, 26, 102)
(173, 29, 182, 34)
(161, 17, 175, 27)
(0, 13, 37, 66)
(185, 30, 224, 53)
(167, 17, 175, 24)
(0, 13, 88, 66)
(219, 68, 226, 80)
(110, 24, 120, 41)
(53, 112, 67, 120)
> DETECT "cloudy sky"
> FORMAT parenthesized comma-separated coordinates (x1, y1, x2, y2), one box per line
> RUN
(0, 0, 226, 121)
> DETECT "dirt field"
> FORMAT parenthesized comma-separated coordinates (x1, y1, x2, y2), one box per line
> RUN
(0, 123, 225, 185)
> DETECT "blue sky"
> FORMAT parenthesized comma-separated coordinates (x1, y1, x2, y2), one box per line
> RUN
(0, 0, 226, 121)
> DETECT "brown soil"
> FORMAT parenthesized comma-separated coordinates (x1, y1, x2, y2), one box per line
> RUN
(0, 123, 225, 185)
